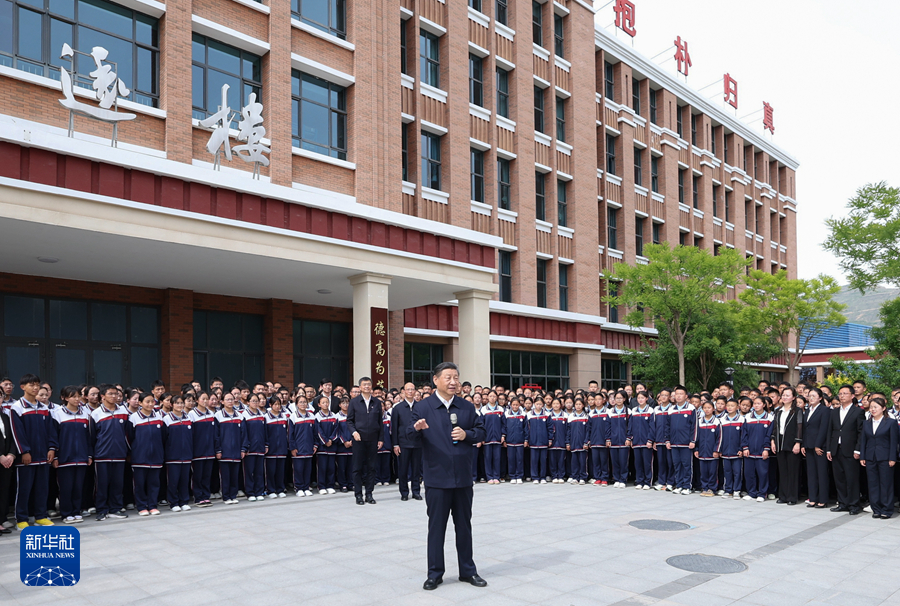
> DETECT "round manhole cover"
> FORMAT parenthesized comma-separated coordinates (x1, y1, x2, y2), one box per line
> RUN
(667, 554, 747, 574)
(629, 519, 692, 531)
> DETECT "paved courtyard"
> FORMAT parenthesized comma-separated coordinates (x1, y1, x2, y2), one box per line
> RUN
(1, 483, 898, 606)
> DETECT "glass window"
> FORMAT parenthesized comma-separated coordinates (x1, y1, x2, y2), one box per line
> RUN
(607, 283, 619, 323)
(692, 175, 699, 209)
(607, 206, 618, 250)
(470, 148, 484, 203)
(725, 190, 732, 223)
(678, 169, 685, 204)
(553, 13, 564, 58)
(632, 79, 640, 114)
(557, 179, 567, 227)
(652, 221, 661, 245)
(491, 349, 569, 391)
(555, 96, 565, 142)
(651, 156, 658, 193)
(421, 131, 441, 190)
(606, 134, 616, 175)
(601, 359, 626, 391)
(533, 85, 544, 133)
(677, 106, 683, 138)
(90, 302, 125, 342)
(535, 171, 545, 221)
(468, 0, 481, 12)
(498, 158, 511, 210)
(291, 0, 345, 40)
(291, 70, 347, 160)
(536, 259, 547, 308)
(0, 0, 159, 106)
(419, 29, 439, 88)
(559, 264, 568, 311)
(468, 53, 483, 106)
(495, 0, 507, 26)
(691, 113, 697, 146)
(635, 216, 644, 257)
(404, 343, 443, 388)
(194, 310, 264, 390)
(401, 123, 408, 182)
(499, 251, 512, 303)
(400, 19, 407, 75)
(192, 33, 261, 123)
(532, 0, 542, 47)
(294, 319, 350, 388)
(496, 67, 509, 118)
(712, 184, 720, 218)
(604, 60, 614, 100)
(649, 88, 657, 125)
(634, 147, 642, 187)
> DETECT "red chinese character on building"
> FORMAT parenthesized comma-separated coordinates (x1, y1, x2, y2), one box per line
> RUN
(673, 36, 692, 77)
(723, 73, 738, 109)
(763, 102, 775, 133)
(614, 0, 636, 37)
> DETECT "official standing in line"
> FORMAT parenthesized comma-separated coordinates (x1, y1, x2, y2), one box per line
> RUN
(801, 387, 830, 508)
(347, 377, 382, 505)
(408, 362, 487, 591)
(858, 398, 898, 519)
(391, 382, 423, 501)
(827, 385, 864, 515)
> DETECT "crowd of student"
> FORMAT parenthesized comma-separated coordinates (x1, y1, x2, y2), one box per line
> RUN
(1, 373, 899, 536)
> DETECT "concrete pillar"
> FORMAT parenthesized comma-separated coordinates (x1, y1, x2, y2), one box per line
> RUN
(349, 273, 392, 383)
(455, 290, 493, 387)
(569, 348, 603, 391)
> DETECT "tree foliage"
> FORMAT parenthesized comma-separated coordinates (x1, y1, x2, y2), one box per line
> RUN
(824, 355, 900, 400)
(869, 297, 900, 360)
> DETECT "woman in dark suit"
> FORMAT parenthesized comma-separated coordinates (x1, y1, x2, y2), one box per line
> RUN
(859, 398, 899, 519)
(0, 410, 14, 534)
(802, 388, 831, 508)
(771, 388, 804, 505)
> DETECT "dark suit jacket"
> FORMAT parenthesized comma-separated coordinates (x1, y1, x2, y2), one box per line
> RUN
(390, 401, 419, 449)
(858, 417, 899, 463)
(772, 407, 803, 452)
(0, 413, 12, 458)
(407, 393, 486, 489)
(347, 395, 383, 442)
(829, 404, 864, 455)
(802, 404, 830, 451)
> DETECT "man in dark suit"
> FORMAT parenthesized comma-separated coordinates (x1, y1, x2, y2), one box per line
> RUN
(347, 377, 383, 505)
(391, 382, 422, 501)
(408, 362, 487, 591)
(827, 385, 864, 515)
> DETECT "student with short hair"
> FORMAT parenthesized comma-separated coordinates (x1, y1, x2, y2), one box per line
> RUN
(503, 398, 527, 483)
(163, 395, 193, 512)
(334, 398, 354, 493)
(651, 389, 674, 490)
(566, 399, 589, 485)
(695, 401, 722, 497)
(665, 386, 696, 495)
(314, 395, 338, 495)
(264, 399, 289, 498)
(241, 394, 267, 501)
(9, 374, 56, 529)
(742, 396, 774, 502)
(189, 392, 216, 507)
(588, 395, 612, 485)
(127, 393, 165, 516)
(215, 393, 243, 504)
(90, 383, 130, 521)
(719, 398, 747, 499)
(525, 399, 550, 484)
(288, 397, 317, 497)
(50, 386, 91, 524)
(481, 391, 505, 484)
(629, 391, 654, 490)
(547, 399, 568, 483)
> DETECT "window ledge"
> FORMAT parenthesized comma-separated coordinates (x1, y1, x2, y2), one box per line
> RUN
(420, 83, 448, 103)
(471, 200, 493, 216)
(192, 15, 270, 55)
(497, 208, 517, 222)
(291, 53, 355, 87)
(292, 146, 356, 170)
(422, 187, 449, 204)
(494, 22, 515, 41)
(114, 0, 165, 17)
(290, 18, 355, 51)
(230, 0, 269, 14)
(536, 219, 553, 233)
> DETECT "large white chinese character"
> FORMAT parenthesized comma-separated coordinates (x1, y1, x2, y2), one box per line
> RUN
(198, 83, 234, 169)
(25, 535, 40, 551)
(233, 92, 270, 178)
(58, 535, 74, 550)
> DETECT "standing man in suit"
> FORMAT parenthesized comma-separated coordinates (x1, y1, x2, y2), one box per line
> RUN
(409, 362, 487, 591)
(392, 382, 423, 501)
(827, 385, 864, 515)
(802, 387, 831, 508)
(347, 377, 382, 505)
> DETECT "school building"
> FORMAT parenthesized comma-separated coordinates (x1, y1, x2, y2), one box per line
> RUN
(0, 0, 799, 393)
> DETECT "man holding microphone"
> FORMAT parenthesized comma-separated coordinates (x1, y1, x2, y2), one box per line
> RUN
(409, 362, 487, 591)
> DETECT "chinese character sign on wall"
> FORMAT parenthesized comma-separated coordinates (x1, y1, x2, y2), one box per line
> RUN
(763, 102, 775, 134)
(199, 84, 271, 178)
(673, 36, 692, 77)
(723, 73, 738, 109)
(614, 0, 637, 37)
(371, 308, 389, 391)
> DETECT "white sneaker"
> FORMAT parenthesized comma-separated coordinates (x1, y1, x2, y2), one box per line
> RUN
(297, 490, 305, 497)
(63, 516, 76, 524)
(540, 479, 547, 484)
(734, 494, 741, 500)
(635, 484, 643, 490)
(767, 494, 776, 500)
(237, 490, 246, 497)
(278, 492, 287, 498)
(267, 493, 277, 500)
(171, 506, 182, 512)
(327, 488, 336, 494)
(533, 480, 540, 485)
(1, 521, 13, 529)
(666, 485, 673, 491)
(73, 515, 83, 523)
(717, 490, 725, 496)
(743, 495, 753, 501)
(653, 484, 664, 491)
(304, 490, 313, 497)
(682, 489, 691, 495)
(182, 505, 191, 511)
(248, 496, 257, 502)
(757, 496, 765, 503)
(643, 485, 651, 490)
(722, 492, 732, 499)
(864, 505, 873, 513)
(671, 488, 682, 495)
(319, 489, 327, 495)
(579, 480, 586, 485)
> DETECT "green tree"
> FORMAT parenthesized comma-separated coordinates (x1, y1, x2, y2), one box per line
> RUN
(869, 297, 900, 359)
(739, 270, 846, 384)
(825, 355, 900, 400)
(824, 181, 900, 293)
(603, 243, 747, 386)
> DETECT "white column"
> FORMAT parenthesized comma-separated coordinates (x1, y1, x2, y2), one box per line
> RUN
(349, 273, 392, 383)
(455, 289, 493, 388)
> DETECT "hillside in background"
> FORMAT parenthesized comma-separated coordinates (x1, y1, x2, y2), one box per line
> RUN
(834, 286, 900, 326)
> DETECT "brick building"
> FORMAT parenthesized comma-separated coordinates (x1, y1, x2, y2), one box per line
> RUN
(0, 0, 798, 394)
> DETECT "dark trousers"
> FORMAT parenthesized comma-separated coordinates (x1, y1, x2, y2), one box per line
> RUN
(265, 458, 286, 494)
(722, 458, 743, 494)
(210, 459, 220, 495)
(833, 448, 861, 508)
(671, 447, 692, 490)
(530, 448, 547, 480)
(611, 448, 629, 484)
(806, 451, 829, 504)
(0, 464, 12, 523)
(745, 457, 769, 498)
(81, 463, 95, 509)
(549, 449, 565, 479)
(424, 485, 477, 580)
(777, 450, 802, 502)
(47, 465, 58, 514)
(57, 465, 86, 518)
(132, 467, 161, 512)
(292, 457, 312, 491)
(570, 451, 587, 481)
(591, 447, 609, 482)
(220, 461, 240, 500)
(655, 445, 672, 486)
(633, 448, 652, 486)
(484, 444, 501, 480)
(699, 459, 718, 492)
(167, 463, 191, 507)
(506, 445, 523, 480)
(95, 461, 124, 516)
(867, 461, 894, 517)
(376, 452, 392, 484)
(192, 459, 214, 503)
(243, 454, 265, 497)
(15, 464, 49, 522)
(398, 447, 423, 496)
(352, 440, 377, 497)
(317, 453, 336, 490)
(335, 454, 352, 489)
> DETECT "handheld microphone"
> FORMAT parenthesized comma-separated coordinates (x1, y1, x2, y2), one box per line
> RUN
(450, 413, 459, 444)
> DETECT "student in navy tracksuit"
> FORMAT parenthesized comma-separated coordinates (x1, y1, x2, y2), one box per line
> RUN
(189, 392, 216, 507)
(127, 394, 166, 515)
(547, 399, 568, 482)
(264, 400, 289, 498)
(503, 400, 527, 483)
(314, 398, 338, 494)
(859, 397, 899, 519)
(629, 392, 654, 489)
(90, 384, 131, 520)
(694, 401, 722, 496)
(566, 400, 589, 484)
(718, 399, 747, 499)
(525, 401, 549, 484)
(215, 393, 244, 504)
(50, 386, 91, 524)
(289, 399, 317, 496)
(608, 391, 631, 487)
(9, 374, 56, 528)
(665, 386, 696, 494)
(376, 406, 393, 485)
(589, 402, 611, 485)
(742, 396, 774, 501)
(481, 393, 505, 483)
(651, 389, 673, 490)
(241, 395, 267, 501)
(334, 399, 354, 492)
(163, 397, 193, 511)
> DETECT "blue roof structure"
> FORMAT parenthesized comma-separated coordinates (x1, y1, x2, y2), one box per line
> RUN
(805, 323, 875, 349)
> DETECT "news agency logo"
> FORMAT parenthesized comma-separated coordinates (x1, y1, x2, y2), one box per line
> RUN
(20, 527, 80, 586)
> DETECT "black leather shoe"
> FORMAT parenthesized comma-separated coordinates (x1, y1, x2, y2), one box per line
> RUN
(412, 494, 423, 501)
(776, 499, 786, 504)
(830, 506, 849, 512)
(423, 578, 442, 590)
(401, 495, 408, 501)
(340, 487, 348, 493)
(366, 496, 376, 504)
(815, 504, 826, 509)
(806, 503, 816, 508)
(849, 508, 861, 515)
(459, 575, 488, 587)
(873, 513, 881, 518)
(356, 497, 365, 505)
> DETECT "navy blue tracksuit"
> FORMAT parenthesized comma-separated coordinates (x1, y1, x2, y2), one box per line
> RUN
(163, 412, 193, 507)
(503, 408, 527, 480)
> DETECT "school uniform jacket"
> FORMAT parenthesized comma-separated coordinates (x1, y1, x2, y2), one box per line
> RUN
(9, 398, 55, 464)
(90, 404, 130, 463)
(288, 410, 317, 457)
(588, 407, 611, 447)
(525, 410, 550, 447)
(666, 404, 697, 447)
(608, 406, 630, 448)
(548, 411, 568, 450)
(214, 409, 243, 462)
(127, 411, 165, 468)
(379, 412, 392, 453)
(695, 416, 723, 460)
(651, 405, 672, 445)
(566, 412, 589, 451)
(628, 405, 654, 447)
(188, 407, 216, 460)
(719, 413, 747, 458)
(858, 417, 899, 463)
(742, 411, 774, 457)
(314, 410, 338, 453)
(241, 409, 267, 455)
(162, 412, 193, 464)
(50, 405, 92, 466)
(264, 411, 289, 458)
(481, 405, 506, 445)
(503, 408, 527, 446)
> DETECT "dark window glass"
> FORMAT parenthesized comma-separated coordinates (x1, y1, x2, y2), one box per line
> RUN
(294, 320, 351, 389)
(678, 169, 685, 204)
(679, 231, 688, 246)
(291, 0, 345, 40)
(553, 13, 564, 58)
(632, 79, 640, 113)
(404, 343, 443, 388)
(558, 264, 568, 311)
(468, 0, 481, 11)
(555, 96, 565, 142)
(651, 155, 658, 193)
(712, 184, 720, 218)
(601, 359, 626, 391)
(470, 148, 485, 203)
(536, 259, 547, 308)
(495, 0, 508, 26)
(535, 171, 545, 221)
(498, 158, 511, 210)
(419, 29, 439, 88)
(469, 53, 483, 106)
(652, 221, 661, 244)
(491, 349, 569, 391)
(649, 88, 657, 125)
(692, 175, 699, 209)
(691, 113, 697, 146)
(291, 70, 347, 160)
(677, 106, 683, 138)
(499, 251, 512, 303)
(608, 283, 619, 323)
(400, 19, 407, 75)
(606, 134, 616, 175)
(532, 0, 542, 47)
(193, 34, 261, 123)
(604, 60, 614, 100)
(50, 300, 87, 341)
(401, 123, 408, 182)
(607, 207, 618, 250)
(130, 306, 158, 344)
(557, 179, 567, 227)
(634, 147, 642, 187)
(635, 216, 644, 256)
(496, 67, 509, 118)
(194, 310, 264, 390)
(91, 303, 126, 342)
(421, 131, 441, 190)
(4, 296, 44, 338)
(534, 86, 544, 133)
(725, 190, 732, 223)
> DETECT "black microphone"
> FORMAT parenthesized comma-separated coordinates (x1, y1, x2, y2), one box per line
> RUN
(450, 413, 459, 444)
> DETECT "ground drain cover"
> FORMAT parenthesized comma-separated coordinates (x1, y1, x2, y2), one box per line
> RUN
(666, 554, 747, 574)
(629, 519, 692, 531)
